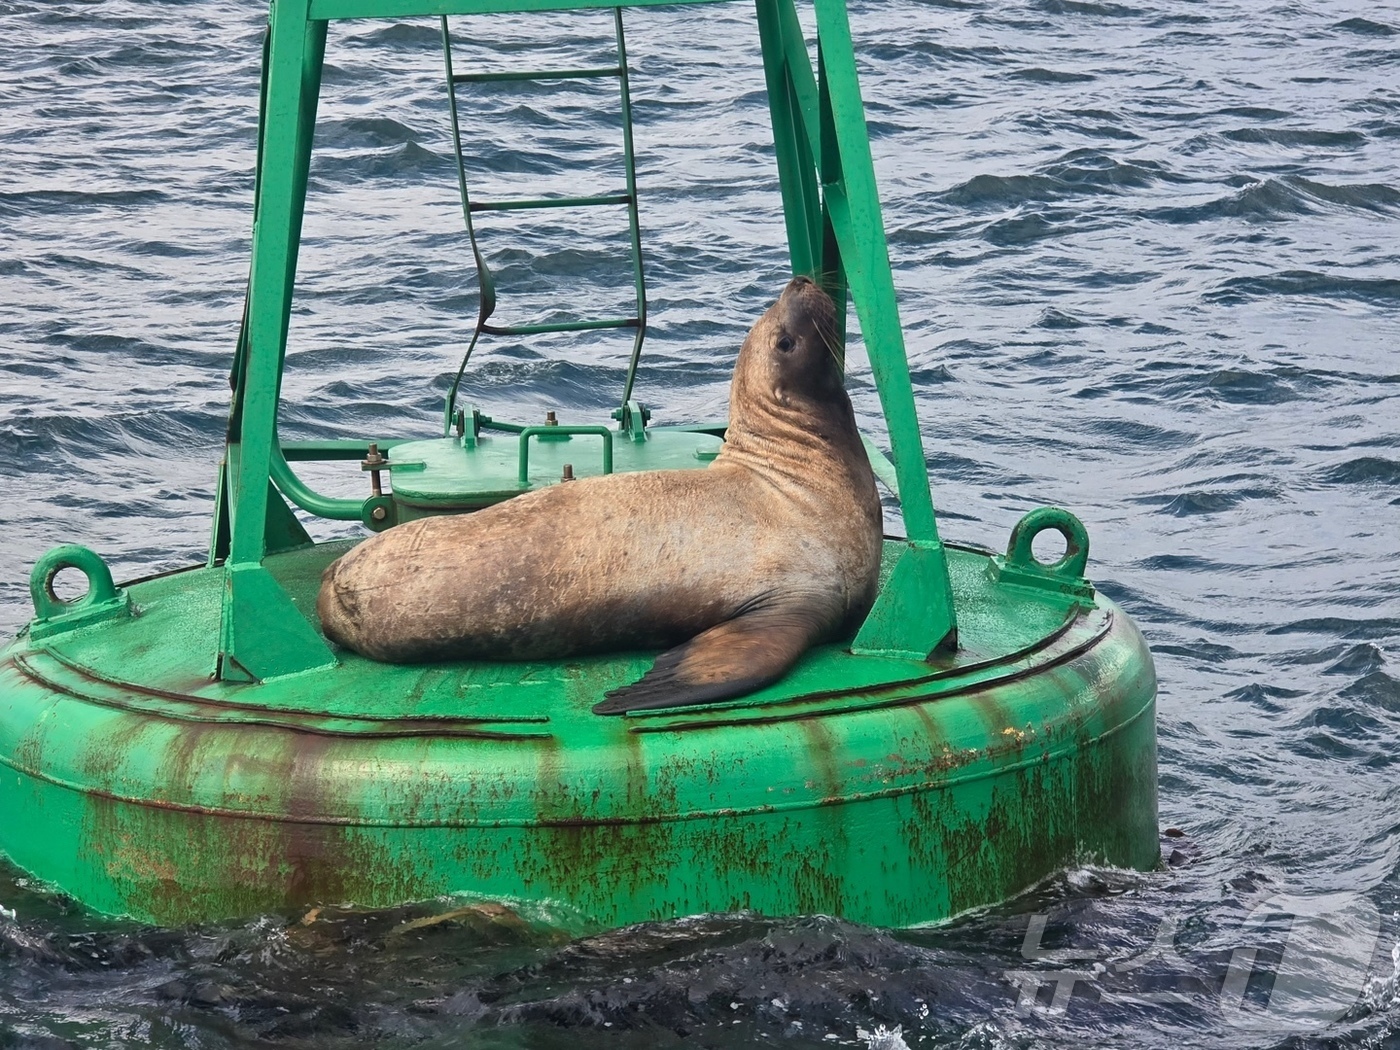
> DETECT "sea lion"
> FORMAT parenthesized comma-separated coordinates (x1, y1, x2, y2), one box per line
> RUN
(316, 275, 882, 714)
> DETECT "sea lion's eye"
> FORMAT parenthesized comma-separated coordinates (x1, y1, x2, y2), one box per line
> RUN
(777, 336, 795, 353)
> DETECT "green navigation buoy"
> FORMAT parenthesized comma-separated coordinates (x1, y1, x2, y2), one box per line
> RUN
(0, 0, 1157, 926)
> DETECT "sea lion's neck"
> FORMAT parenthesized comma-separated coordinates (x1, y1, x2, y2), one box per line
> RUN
(720, 388, 869, 489)
(716, 286, 873, 493)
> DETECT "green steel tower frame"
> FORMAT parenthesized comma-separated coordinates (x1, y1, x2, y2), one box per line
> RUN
(215, 0, 956, 683)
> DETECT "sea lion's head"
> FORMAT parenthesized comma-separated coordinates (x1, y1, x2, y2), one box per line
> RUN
(731, 276, 846, 416)
(720, 274, 875, 523)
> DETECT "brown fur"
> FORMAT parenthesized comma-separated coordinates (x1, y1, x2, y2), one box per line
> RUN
(316, 277, 882, 712)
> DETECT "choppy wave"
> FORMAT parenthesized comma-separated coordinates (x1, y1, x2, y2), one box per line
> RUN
(1, 0, 1398, 1047)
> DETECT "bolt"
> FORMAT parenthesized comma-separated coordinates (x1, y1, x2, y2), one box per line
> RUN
(545, 410, 558, 426)
(561, 464, 575, 482)
(364, 442, 386, 497)
(371, 506, 387, 521)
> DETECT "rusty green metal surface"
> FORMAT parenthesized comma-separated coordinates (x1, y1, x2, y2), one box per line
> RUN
(0, 537, 1156, 926)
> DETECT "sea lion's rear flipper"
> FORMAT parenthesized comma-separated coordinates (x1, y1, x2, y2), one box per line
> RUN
(593, 607, 820, 716)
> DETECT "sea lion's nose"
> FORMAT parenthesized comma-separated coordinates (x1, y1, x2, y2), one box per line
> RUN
(783, 275, 815, 299)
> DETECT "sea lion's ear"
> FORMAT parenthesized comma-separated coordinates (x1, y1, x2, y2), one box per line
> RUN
(592, 604, 822, 715)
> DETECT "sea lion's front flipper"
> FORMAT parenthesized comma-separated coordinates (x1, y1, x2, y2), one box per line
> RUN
(593, 606, 820, 716)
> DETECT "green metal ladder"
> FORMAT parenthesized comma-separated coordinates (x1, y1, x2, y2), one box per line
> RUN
(439, 9, 649, 436)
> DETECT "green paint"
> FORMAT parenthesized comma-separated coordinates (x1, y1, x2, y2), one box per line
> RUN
(27, 546, 130, 642)
(851, 541, 956, 659)
(0, 0, 1159, 926)
(516, 426, 615, 486)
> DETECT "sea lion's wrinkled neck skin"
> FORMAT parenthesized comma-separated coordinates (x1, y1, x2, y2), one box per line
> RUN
(317, 277, 882, 714)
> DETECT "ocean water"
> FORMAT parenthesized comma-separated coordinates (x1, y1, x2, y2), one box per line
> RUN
(1, 0, 1398, 1046)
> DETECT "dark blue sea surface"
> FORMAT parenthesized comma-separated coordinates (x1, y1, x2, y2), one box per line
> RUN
(1, 0, 1398, 1046)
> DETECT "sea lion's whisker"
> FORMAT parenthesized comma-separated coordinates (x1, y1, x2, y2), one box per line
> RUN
(816, 323, 845, 370)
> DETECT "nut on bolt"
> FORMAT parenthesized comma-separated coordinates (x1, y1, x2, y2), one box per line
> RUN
(363, 442, 387, 498)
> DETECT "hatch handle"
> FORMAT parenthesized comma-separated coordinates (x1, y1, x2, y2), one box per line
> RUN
(517, 426, 614, 487)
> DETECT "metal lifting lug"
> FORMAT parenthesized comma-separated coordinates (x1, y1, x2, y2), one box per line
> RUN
(988, 507, 1096, 601)
(28, 545, 131, 641)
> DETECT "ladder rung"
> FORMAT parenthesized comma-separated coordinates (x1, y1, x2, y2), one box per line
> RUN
(483, 318, 640, 336)
(452, 66, 624, 85)
(470, 193, 632, 213)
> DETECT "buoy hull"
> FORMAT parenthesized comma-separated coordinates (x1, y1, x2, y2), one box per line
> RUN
(0, 541, 1156, 926)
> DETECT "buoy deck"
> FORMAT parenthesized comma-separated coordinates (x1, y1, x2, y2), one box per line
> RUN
(13, 540, 1084, 727)
(0, 539, 1156, 926)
